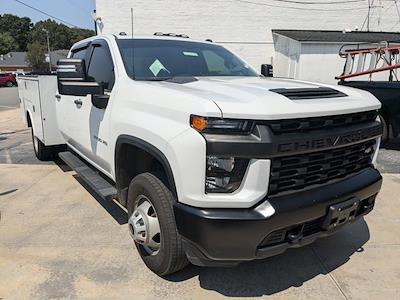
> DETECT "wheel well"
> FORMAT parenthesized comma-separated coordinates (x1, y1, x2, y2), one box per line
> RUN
(379, 111, 397, 138)
(26, 112, 32, 127)
(115, 140, 176, 207)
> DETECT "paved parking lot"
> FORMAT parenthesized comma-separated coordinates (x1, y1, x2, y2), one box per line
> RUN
(0, 108, 399, 300)
(0, 87, 19, 111)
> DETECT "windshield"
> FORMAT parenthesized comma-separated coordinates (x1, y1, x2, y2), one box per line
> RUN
(116, 39, 258, 80)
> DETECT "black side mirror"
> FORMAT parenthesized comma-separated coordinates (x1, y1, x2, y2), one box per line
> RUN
(261, 64, 273, 77)
(57, 58, 86, 80)
(57, 58, 104, 96)
(92, 94, 109, 109)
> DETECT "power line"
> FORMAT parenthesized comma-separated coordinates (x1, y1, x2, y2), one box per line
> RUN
(12, 0, 78, 27)
(232, 0, 369, 11)
(269, 0, 366, 5)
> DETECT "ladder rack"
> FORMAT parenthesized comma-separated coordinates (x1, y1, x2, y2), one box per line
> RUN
(336, 42, 400, 81)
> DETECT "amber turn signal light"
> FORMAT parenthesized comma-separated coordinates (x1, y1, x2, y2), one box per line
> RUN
(190, 115, 207, 131)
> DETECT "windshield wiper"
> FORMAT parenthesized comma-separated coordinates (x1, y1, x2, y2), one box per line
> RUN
(135, 77, 172, 81)
(136, 76, 198, 84)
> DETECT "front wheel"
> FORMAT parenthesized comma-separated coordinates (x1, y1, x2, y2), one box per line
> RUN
(379, 114, 390, 145)
(127, 173, 188, 276)
(5, 81, 14, 87)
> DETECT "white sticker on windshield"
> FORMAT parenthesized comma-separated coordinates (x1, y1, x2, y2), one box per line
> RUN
(149, 59, 167, 76)
(183, 51, 199, 57)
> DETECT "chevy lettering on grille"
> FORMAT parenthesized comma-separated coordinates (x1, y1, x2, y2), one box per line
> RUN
(277, 124, 382, 154)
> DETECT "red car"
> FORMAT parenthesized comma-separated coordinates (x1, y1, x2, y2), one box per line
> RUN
(0, 73, 17, 87)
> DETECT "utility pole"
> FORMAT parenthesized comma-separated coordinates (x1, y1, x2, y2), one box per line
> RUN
(42, 28, 51, 73)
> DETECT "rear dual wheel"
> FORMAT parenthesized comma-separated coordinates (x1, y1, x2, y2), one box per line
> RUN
(127, 173, 188, 276)
(31, 128, 54, 161)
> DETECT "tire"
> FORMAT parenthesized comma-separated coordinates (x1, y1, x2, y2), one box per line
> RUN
(5, 81, 14, 87)
(127, 172, 188, 276)
(31, 128, 54, 161)
(379, 114, 389, 145)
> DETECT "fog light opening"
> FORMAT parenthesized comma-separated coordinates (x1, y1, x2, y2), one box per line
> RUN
(205, 156, 249, 193)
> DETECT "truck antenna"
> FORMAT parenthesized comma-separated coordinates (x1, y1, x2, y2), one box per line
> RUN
(130, 8, 134, 38)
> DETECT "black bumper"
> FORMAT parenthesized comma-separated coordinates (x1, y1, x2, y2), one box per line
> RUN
(174, 168, 382, 267)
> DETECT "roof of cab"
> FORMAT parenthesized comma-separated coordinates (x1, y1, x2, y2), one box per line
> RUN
(72, 34, 214, 49)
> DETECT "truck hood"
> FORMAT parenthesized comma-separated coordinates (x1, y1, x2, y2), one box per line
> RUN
(158, 77, 381, 119)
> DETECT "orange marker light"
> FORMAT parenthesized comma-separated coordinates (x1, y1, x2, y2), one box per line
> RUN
(191, 115, 207, 131)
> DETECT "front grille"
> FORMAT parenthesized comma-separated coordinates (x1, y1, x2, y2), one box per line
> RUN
(269, 139, 376, 195)
(266, 110, 378, 135)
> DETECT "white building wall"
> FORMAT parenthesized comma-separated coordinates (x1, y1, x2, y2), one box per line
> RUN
(96, 0, 399, 74)
(297, 43, 343, 84)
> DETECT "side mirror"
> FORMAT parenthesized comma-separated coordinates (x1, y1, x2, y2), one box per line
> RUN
(57, 58, 103, 96)
(261, 64, 273, 77)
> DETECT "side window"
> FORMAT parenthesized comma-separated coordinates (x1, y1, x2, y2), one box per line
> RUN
(87, 44, 115, 91)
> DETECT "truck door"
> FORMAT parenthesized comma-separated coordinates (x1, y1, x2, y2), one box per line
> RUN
(56, 44, 89, 153)
(56, 40, 115, 175)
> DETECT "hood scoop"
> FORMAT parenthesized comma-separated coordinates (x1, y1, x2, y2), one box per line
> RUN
(270, 87, 347, 100)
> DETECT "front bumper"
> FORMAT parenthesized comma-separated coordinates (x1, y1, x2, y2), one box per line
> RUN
(174, 167, 382, 266)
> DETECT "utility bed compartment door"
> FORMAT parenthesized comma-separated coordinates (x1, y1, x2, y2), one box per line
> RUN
(24, 79, 44, 141)
(18, 76, 64, 146)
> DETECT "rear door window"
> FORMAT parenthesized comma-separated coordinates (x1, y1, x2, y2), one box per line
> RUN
(86, 42, 115, 91)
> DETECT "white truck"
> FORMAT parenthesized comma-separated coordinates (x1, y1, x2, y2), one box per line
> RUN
(18, 33, 383, 276)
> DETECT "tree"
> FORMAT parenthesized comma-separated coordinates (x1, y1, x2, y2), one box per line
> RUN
(0, 14, 95, 53)
(0, 14, 32, 51)
(0, 32, 16, 54)
(29, 19, 95, 51)
(29, 19, 72, 50)
(26, 42, 48, 72)
(70, 27, 95, 45)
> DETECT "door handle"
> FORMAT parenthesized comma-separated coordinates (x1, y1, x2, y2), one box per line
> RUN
(74, 99, 83, 106)
(55, 94, 61, 100)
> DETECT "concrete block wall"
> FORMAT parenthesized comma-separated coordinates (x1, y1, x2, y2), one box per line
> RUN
(96, 0, 399, 70)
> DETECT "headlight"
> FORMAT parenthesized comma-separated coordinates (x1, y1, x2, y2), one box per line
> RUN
(190, 115, 253, 134)
(206, 156, 249, 193)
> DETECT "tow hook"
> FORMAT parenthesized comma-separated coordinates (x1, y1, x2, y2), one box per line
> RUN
(287, 224, 304, 243)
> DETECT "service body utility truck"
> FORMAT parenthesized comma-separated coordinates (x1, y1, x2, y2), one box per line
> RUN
(18, 34, 383, 276)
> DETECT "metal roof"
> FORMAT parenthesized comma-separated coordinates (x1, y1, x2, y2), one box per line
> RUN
(272, 30, 400, 43)
(0, 50, 69, 67)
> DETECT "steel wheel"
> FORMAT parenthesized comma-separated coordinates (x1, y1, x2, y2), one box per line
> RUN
(127, 173, 188, 275)
(128, 195, 161, 256)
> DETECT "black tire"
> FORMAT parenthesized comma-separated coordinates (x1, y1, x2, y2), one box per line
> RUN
(31, 128, 54, 161)
(379, 114, 389, 145)
(127, 172, 188, 276)
(5, 81, 14, 87)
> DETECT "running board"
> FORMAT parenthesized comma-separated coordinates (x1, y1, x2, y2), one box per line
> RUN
(58, 151, 117, 201)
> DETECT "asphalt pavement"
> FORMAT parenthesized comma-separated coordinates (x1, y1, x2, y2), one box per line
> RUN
(0, 87, 19, 111)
